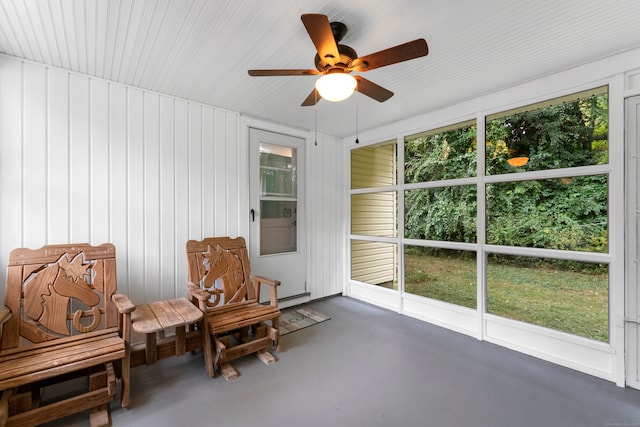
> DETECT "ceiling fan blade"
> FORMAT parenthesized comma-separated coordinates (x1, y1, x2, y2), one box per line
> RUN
(301, 88, 320, 106)
(351, 39, 428, 72)
(355, 76, 394, 102)
(248, 69, 319, 76)
(301, 14, 340, 66)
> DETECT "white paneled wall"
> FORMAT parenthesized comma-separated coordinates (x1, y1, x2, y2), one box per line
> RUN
(306, 133, 345, 299)
(0, 55, 242, 305)
(0, 54, 345, 306)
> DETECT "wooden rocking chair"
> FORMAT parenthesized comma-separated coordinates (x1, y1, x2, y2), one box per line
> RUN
(0, 243, 134, 427)
(186, 237, 280, 380)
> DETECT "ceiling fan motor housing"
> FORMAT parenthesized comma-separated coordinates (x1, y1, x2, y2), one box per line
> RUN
(315, 44, 358, 72)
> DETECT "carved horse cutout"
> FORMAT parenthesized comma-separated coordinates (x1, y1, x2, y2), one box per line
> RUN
(23, 252, 103, 337)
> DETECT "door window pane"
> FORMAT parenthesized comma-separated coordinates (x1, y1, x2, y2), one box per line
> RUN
(486, 254, 608, 342)
(260, 200, 296, 255)
(259, 142, 297, 255)
(405, 246, 476, 308)
(260, 143, 296, 197)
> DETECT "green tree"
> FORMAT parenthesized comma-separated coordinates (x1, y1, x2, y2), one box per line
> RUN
(404, 94, 608, 254)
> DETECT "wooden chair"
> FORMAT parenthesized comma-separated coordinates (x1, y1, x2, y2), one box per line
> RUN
(186, 237, 280, 380)
(0, 243, 134, 427)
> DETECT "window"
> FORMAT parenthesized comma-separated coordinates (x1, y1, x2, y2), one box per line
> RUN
(485, 87, 608, 175)
(486, 176, 608, 252)
(351, 240, 398, 289)
(351, 86, 610, 343)
(405, 186, 477, 243)
(484, 86, 609, 341)
(486, 254, 608, 341)
(405, 120, 477, 182)
(405, 246, 476, 308)
(403, 121, 477, 305)
(350, 141, 397, 289)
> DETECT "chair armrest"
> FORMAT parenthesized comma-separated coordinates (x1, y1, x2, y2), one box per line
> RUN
(190, 288, 212, 302)
(251, 275, 280, 288)
(112, 293, 136, 314)
(187, 282, 221, 310)
(250, 275, 280, 306)
(0, 307, 10, 326)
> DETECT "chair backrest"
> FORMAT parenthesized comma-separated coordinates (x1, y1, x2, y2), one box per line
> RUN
(1, 243, 119, 350)
(186, 237, 256, 306)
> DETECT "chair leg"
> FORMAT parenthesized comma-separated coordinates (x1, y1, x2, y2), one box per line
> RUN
(203, 330, 216, 377)
(89, 368, 111, 426)
(271, 316, 281, 351)
(120, 311, 132, 408)
(120, 353, 130, 408)
(0, 389, 14, 425)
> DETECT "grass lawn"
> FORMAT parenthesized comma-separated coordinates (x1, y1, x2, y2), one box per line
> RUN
(404, 250, 608, 342)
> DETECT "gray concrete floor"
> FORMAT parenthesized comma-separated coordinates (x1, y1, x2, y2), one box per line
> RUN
(49, 296, 640, 426)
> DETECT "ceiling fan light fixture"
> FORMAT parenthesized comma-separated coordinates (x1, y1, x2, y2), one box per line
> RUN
(315, 73, 357, 102)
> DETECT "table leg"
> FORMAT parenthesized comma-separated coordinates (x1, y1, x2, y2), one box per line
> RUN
(145, 332, 157, 365)
(175, 326, 186, 357)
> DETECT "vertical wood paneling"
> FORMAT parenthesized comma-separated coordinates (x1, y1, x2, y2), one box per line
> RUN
(174, 100, 189, 296)
(0, 55, 337, 309)
(109, 83, 128, 296)
(127, 88, 145, 303)
(0, 57, 23, 303)
(46, 67, 70, 243)
(213, 109, 227, 235)
(22, 63, 47, 248)
(89, 78, 109, 243)
(188, 103, 202, 238)
(306, 133, 344, 299)
(144, 92, 161, 303)
(69, 73, 90, 242)
(226, 112, 239, 236)
(159, 96, 176, 301)
(201, 107, 215, 235)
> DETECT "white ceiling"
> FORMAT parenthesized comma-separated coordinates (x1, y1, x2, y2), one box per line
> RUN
(1, 0, 640, 138)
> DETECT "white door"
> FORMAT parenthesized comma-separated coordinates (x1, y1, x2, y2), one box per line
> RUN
(626, 95, 640, 389)
(249, 128, 307, 301)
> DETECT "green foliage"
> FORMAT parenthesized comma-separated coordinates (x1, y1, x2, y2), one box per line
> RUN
(405, 124, 478, 242)
(405, 126, 477, 182)
(405, 186, 477, 242)
(404, 95, 609, 256)
(486, 175, 608, 252)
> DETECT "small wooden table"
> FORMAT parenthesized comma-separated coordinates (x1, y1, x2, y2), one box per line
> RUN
(131, 297, 203, 365)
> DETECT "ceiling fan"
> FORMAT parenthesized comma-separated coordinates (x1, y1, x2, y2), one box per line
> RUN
(248, 13, 429, 106)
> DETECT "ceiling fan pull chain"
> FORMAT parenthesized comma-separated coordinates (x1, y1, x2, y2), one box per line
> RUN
(314, 90, 318, 146)
(355, 89, 360, 144)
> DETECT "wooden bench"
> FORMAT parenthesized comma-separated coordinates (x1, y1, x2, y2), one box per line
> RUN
(186, 237, 281, 380)
(0, 243, 134, 427)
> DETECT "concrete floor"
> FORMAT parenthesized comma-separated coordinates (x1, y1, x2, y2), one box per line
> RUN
(49, 296, 640, 426)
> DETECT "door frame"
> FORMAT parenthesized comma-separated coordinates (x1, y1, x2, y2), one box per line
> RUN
(240, 118, 311, 308)
(625, 95, 640, 389)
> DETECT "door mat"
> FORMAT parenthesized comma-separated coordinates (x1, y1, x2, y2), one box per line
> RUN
(273, 308, 330, 335)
